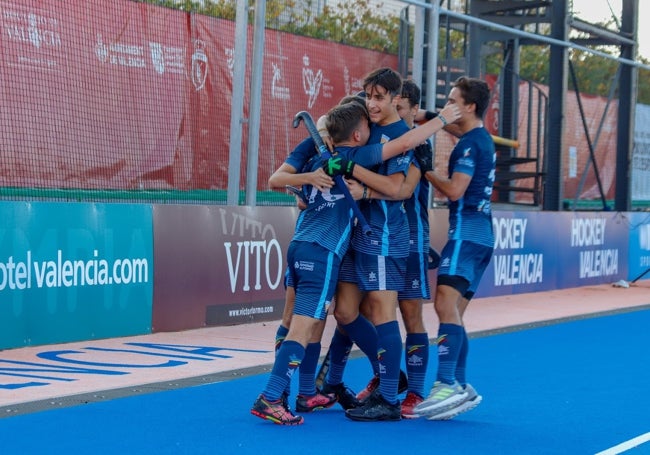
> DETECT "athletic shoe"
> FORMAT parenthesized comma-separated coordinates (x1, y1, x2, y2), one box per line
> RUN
(251, 394, 304, 425)
(427, 383, 483, 420)
(356, 370, 409, 402)
(295, 391, 337, 412)
(400, 391, 424, 419)
(413, 381, 468, 417)
(281, 391, 290, 411)
(321, 382, 361, 410)
(345, 391, 401, 422)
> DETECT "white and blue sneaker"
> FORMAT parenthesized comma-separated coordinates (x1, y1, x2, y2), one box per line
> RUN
(414, 380, 468, 417)
(427, 383, 482, 420)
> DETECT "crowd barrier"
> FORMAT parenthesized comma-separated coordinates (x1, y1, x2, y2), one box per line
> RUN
(2, 201, 649, 350)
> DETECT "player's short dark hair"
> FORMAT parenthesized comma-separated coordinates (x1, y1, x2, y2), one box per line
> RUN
(362, 67, 403, 98)
(326, 102, 369, 144)
(401, 80, 421, 108)
(453, 76, 490, 119)
(339, 94, 368, 113)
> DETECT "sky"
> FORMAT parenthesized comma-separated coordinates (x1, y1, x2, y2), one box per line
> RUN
(570, 0, 648, 59)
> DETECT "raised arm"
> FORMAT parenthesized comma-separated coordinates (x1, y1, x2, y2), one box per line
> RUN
(379, 103, 460, 161)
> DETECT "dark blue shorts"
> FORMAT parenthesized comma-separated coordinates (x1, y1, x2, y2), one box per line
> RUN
(398, 251, 430, 300)
(353, 251, 406, 292)
(438, 239, 493, 296)
(287, 241, 340, 320)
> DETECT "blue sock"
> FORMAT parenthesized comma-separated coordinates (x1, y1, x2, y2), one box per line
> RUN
(405, 332, 429, 397)
(326, 328, 353, 386)
(376, 321, 402, 405)
(298, 342, 321, 396)
(275, 325, 291, 396)
(275, 325, 289, 354)
(436, 323, 463, 385)
(455, 327, 469, 387)
(263, 340, 304, 401)
(341, 315, 380, 374)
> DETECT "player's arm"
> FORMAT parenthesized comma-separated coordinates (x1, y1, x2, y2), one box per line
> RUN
(365, 164, 420, 201)
(415, 108, 463, 138)
(350, 165, 407, 199)
(379, 104, 461, 162)
(269, 163, 334, 192)
(424, 170, 471, 202)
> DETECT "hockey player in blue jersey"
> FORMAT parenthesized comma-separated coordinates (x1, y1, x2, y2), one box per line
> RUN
(413, 76, 496, 421)
(253, 91, 459, 425)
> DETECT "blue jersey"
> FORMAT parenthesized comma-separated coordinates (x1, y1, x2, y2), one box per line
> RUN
(447, 126, 496, 248)
(352, 119, 412, 258)
(287, 141, 382, 258)
(404, 137, 432, 254)
(285, 137, 318, 172)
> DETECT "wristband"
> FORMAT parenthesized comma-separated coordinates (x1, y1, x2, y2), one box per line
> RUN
(362, 185, 368, 200)
(438, 114, 448, 126)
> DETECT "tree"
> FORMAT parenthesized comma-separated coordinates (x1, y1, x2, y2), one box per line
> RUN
(140, 0, 650, 104)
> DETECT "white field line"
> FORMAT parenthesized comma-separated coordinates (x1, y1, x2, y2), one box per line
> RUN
(595, 432, 650, 455)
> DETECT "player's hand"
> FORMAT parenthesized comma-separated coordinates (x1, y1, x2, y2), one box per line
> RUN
(345, 178, 365, 201)
(414, 142, 433, 173)
(438, 103, 461, 125)
(322, 156, 355, 178)
(310, 168, 334, 192)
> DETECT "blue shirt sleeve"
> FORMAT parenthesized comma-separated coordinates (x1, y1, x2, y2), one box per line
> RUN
(285, 137, 317, 171)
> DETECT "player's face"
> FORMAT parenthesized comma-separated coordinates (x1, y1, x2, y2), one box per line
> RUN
(447, 87, 473, 122)
(355, 118, 371, 145)
(364, 85, 397, 126)
(396, 97, 417, 128)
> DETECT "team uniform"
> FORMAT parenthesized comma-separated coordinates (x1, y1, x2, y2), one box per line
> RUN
(414, 124, 496, 421)
(342, 118, 414, 420)
(398, 139, 433, 416)
(437, 126, 496, 294)
(254, 138, 388, 422)
(282, 137, 318, 291)
(340, 119, 413, 290)
(399, 143, 432, 301)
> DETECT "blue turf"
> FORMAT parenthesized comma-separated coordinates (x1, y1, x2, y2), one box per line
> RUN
(2, 309, 650, 454)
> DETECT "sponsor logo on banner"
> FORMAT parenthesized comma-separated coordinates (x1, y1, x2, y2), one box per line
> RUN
(271, 62, 290, 100)
(220, 209, 283, 294)
(302, 54, 322, 108)
(570, 217, 618, 278)
(149, 42, 165, 74)
(2, 6, 63, 69)
(0, 250, 149, 292)
(640, 224, 650, 251)
(95, 34, 145, 69)
(492, 216, 544, 286)
(225, 47, 234, 79)
(343, 65, 364, 95)
(191, 40, 207, 90)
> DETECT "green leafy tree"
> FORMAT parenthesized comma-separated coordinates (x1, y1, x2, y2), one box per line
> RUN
(140, 0, 401, 53)
(140, 0, 649, 104)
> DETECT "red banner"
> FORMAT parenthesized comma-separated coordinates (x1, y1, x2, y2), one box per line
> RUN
(0, 0, 396, 192)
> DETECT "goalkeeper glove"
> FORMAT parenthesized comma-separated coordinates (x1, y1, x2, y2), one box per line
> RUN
(414, 142, 433, 173)
(322, 156, 356, 178)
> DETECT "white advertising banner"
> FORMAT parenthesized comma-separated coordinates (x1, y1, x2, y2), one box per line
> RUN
(633, 104, 650, 201)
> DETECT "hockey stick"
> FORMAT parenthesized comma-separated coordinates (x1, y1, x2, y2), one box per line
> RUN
(314, 348, 331, 390)
(285, 185, 308, 205)
(292, 111, 372, 236)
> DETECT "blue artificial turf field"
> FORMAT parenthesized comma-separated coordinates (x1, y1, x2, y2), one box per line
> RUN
(2, 309, 650, 455)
